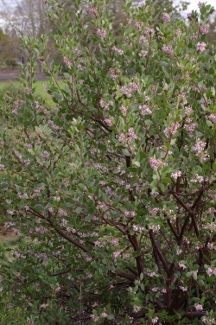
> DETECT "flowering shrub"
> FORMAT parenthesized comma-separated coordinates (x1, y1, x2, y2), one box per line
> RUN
(1, 0, 216, 324)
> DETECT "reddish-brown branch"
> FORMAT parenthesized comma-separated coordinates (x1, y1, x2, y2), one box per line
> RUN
(149, 230, 169, 274)
(167, 219, 179, 240)
(28, 207, 89, 253)
(179, 215, 190, 244)
(191, 215, 199, 236)
(128, 234, 144, 275)
(115, 270, 137, 281)
(49, 222, 89, 253)
(171, 192, 194, 214)
(184, 311, 205, 319)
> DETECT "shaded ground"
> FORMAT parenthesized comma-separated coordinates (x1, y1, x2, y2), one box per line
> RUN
(0, 68, 49, 82)
(0, 227, 17, 242)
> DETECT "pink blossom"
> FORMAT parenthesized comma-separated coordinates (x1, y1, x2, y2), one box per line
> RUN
(162, 45, 174, 56)
(128, 127, 138, 140)
(18, 193, 29, 199)
(149, 224, 160, 232)
(198, 2, 203, 8)
(200, 25, 209, 34)
(43, 151, 49, 158)
(193, 139, 206, 154)
(86, 6, 97, 15)
(139, 36, 148, 46)
(139, 50, 148, 57)
(164, 122, 180, 137)
(176, 249, 182, 255)
(195, 304, 203, 311)
(171, 170, 182, 180)
(120, 105, 127, 116)
(209, 114, 216, 123)
(206, 267, 216, 276)
(150, 208, 159, 215)
(58, 208, 67, 217)
(129, 82, 138, 90)
(152, 316, 159, 324)
(120, 86, 132, 96)
(184, 122, 196, 133)
(104, 118, 112, 127)
(63, 56, 72, 68)
(91, 314, 99, 322)
(179, 286, 188, 292)
(112, 46, 124, 55)
(149, 157, 166, 170)
(14, 150, 22, 160)
(113, 250, 121, 259)
(25, 87, 31, 94)
(97, 29, 106, 39)
(139, 104, 152, 115)
(12, 109, 18, 115)
(101, 312, 108, 318)
(134, 306, 141, 312)
(196, 42, 206, 52)
(152, 287, 158, 292)
(149, 272, 156, 277)
(179, 262, 187, 269)
(94, 240, 102, 247)
(110, 238, 119, 246)
(0, 164, 5, 170)
(163, 12, 170, 22)
(144, 27, 154, 37)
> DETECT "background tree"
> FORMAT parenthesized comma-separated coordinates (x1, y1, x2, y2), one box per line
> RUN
(0, 27, 20, 67)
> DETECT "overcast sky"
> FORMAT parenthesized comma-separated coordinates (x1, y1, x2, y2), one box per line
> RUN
(187, 0, 215, 11)
(0, 0, 215, 25)
(1, 0, 216, 10)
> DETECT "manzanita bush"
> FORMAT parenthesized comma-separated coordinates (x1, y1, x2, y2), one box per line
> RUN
(1, 0, 216, 324)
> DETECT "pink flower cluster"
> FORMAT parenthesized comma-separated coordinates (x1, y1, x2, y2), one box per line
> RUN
(139, 36, 148, 46)
(162, 45, 174, 56)
(86, 6, 97, 15)
(113, 250, 121, 259)
(152, 316, 159, 324)
(120, 105, 127, 116)
(195, 304, 203, 311)
(63, 56, 72, 68)
(200, 25, 209, 34)
(149, 157, 166, 170)
(206, 267, 216, 276)
(0, 164, 5, 170)
(196, 42, 206, 52)
(110, 238, 119, 246)
(171, 170, 181, 180)
(104, 118, 112, 127)
(96, 29, 106, 39)
(209, 114, 216, 123)
(193, 139, 206, 154)
(112, 46, 124, 55)
(164, 122, 180, 137)
(139, 104, 152, 116)
(162, 12, 170, 22)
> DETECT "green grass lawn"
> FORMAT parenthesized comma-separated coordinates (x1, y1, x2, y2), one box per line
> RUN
(0, 80, 65, 106)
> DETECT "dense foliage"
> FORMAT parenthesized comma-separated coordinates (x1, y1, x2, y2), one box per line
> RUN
(1, 1, 216, 324)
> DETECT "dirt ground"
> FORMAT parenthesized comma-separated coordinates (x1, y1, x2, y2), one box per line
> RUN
(0, 227, 17, 242)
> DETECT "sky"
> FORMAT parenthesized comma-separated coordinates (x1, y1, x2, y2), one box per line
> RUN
(0, 0, 215, 28)
(187, 0, 215, 12)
